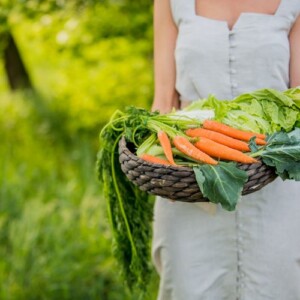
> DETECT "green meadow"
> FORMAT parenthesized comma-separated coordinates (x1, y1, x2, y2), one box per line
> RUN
(0, 1, 158, 299)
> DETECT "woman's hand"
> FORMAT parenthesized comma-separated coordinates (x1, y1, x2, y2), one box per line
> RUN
(290, 15, 300, 87)
(151, 95, 179, 114)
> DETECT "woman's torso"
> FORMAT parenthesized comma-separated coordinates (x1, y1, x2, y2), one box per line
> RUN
(172, 0, 300, 101)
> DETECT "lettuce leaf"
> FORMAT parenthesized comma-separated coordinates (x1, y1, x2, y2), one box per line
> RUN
(226, 89, 300, 133)
(184, 88, 300, 134)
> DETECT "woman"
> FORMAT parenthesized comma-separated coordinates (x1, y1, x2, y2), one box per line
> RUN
(151, 0, 300, 299)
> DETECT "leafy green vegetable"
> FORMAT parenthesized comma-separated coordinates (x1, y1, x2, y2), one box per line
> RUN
(185, 88, 300, 134)
(136, 133, 157, 157)
(252, 128, 300, 181)
(285, 87, 300, 108)
(97, 108, 154, 291)
(193, 162, 248, 211)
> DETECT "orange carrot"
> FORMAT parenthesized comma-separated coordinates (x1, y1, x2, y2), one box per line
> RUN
(157, 131, 176, 165)
(203, 120, 267, 144)
(194, 137, 258, 164)
(186, 128, 250, 152)
(140, 154, 171, 165)
(254, 138, 267, 145)
(173, 136, 218, 165)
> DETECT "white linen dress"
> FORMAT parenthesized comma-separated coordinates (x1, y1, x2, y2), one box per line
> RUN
(152, 0, 300, 299)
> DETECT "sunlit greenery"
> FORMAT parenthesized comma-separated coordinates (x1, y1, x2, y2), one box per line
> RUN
(0, 2, 158, 299)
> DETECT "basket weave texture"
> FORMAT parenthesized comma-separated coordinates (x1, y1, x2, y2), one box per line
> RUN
(119, 137, 278, 202)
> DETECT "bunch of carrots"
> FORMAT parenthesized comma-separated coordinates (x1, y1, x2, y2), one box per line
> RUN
(138, 119, 267, 166)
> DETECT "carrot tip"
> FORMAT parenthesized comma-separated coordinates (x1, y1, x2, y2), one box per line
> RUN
(140, 154, 171, 166)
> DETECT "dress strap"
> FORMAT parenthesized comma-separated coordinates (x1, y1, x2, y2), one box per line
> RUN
(275, 0, 300, 26)
(170, 0, 195, 26)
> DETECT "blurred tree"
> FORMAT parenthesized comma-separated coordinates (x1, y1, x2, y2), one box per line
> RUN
(0, 0, 153, 91)
(3, 32, 33, 90)
(0, 2, 32, 90)
(0, 0, 100, 91)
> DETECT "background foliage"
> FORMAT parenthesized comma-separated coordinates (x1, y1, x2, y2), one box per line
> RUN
(0, 1, 158, 299)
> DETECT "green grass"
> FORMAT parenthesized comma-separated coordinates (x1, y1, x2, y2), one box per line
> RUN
(0, 4, 158, 298)
(0, 93, 158, 299)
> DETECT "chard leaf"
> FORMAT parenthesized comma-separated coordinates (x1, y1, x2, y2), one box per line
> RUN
(288, 128, 300, 141)
(266, 130, 291, 144)
(286, 163, 300, 180)
(249, 136, 259, 152)
(194, 168, 206, 191)
(193, 162, 248, 211)
(262, 157, 300, 181)
(260, 128, 300, 180)
(263, 145, 300, 161)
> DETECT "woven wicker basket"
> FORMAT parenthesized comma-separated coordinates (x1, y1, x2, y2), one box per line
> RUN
(119, 136, 277, 202)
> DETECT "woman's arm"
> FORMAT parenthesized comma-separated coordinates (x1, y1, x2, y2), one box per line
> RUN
(151, 0, 179, 113)
(290, 15, 300, 88)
